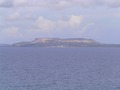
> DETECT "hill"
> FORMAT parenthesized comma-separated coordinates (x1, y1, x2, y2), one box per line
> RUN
(13, 38, 101, 47)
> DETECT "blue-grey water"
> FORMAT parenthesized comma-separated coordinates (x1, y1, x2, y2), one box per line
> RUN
(0, 47, 120, 90)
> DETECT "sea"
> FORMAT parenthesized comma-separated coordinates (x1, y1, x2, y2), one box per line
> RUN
(0, 47, 120, 90)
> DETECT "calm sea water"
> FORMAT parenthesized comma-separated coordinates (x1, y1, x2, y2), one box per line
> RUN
(0, 47, 120, 90)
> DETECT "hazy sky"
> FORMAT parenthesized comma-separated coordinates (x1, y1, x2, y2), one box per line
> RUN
(0, 0, 120, 44)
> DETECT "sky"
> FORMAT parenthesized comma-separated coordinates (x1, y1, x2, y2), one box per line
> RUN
(0, 0, 120, 44)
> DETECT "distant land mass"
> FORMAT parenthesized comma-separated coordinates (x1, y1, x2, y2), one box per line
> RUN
(1, 38, 120, 47)
(10, 38, 120, 47)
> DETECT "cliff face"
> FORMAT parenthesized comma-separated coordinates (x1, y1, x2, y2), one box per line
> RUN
(13, 38, 99, 47)
(32, 38, 97, 43)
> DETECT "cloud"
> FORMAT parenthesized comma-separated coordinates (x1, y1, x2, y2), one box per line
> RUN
(36, 16, 56, 32)
(8, 12, 21, 20)
(103, 0, 120, 7)
(0, 0, 12, 7)
(0, 27, 23, 38)
(0, 26, 35, 43)
(0, 14, 96, 43)
(35, 15, 84, 32)
(7, 11, 34, 20)
(80, 23, 96, 34)
(0, 0, 29, 7)
(1, 0, 120, 8)
(12, 0, 28, 6)
(69, 15, 83, 27)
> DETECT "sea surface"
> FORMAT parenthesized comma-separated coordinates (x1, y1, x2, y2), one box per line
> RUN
(0, 47, 120, 90)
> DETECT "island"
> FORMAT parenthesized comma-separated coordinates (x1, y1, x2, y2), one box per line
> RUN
(12, 38, 120, 47)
